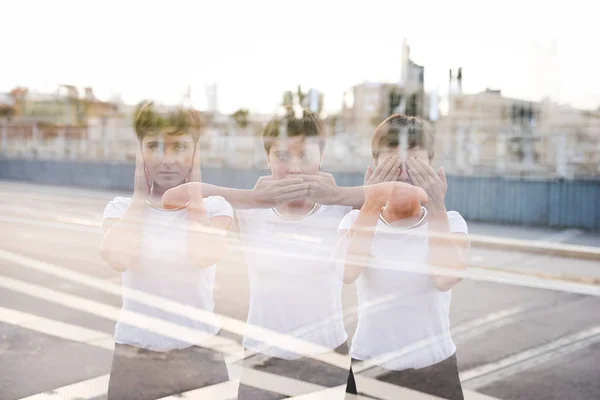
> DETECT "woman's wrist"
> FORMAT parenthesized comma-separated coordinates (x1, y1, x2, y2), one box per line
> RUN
(248, 188, 266, 208)
(131, 192, 147, 204)
(361, 199, 384, 215)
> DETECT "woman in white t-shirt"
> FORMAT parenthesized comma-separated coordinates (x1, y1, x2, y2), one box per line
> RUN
(336, 115, 469, 400)
(231, 109, 359, 399)
(100, 102, 233, 400)
(167, 107, 370, 399)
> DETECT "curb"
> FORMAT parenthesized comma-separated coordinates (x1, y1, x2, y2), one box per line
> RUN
(468, 234, 600, 261)
(468, 264, 600, 287)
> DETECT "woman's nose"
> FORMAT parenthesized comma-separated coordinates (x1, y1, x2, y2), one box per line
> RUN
(288, 164, 302, 175)
(161, 150, 179, 164)
(399, 162, 410, 181)
(288, 158, 302, 174)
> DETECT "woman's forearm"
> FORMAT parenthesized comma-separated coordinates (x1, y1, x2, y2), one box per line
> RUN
(202, 184, 258, 208)
(427, 205, 465, 291)
(338, 186, 366, 209)
(100, 199, 146, 272)
(186, 205, 229, 268)
(342, 204, 380, 283)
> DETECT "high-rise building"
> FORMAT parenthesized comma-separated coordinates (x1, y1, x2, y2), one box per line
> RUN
(341, 40, 427, 136)
(205, 83, 218, 114)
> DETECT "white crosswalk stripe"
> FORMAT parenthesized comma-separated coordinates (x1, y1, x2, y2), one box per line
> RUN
(461, 326, 600, 390)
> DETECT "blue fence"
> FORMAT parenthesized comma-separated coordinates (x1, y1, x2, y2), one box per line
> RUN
(1, 158, 599, 230)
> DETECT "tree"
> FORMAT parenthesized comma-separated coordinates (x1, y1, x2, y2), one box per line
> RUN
(282, 90, 294, 108)
(0, 106, 15, 119)
(282, 86, 324, 115)
(297, 85, 307, 108)
(231, 108, 250, 128)
(388, 90, 402, 116)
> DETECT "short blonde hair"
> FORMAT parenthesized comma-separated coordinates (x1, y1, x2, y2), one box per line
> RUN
(133, 101, 202, 142)
(262, 107, 326, 154)
(371, 114, 434, 160)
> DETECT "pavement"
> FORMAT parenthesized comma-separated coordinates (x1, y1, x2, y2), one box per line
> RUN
(0, 180, 599, 400)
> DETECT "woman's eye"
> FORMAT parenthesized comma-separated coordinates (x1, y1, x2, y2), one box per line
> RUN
(302, 152, 318, 162)
(174, 143, 188, 152)
(277, 153, 290, 162)
(148, 143, 159, 151)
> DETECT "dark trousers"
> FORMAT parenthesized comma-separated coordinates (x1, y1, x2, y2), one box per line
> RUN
(237, 342, 353, 400)
(107, 343, 229, 400)
(346, 353, 464, 400)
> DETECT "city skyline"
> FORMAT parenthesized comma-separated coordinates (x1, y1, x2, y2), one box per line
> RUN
(2, 0, 598, 114)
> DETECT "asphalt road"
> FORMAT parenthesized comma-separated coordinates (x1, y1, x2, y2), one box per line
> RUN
(0, 181, 599, 400)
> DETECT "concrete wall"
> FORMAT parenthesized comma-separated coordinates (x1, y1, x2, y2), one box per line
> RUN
(1, 157, 599, 230)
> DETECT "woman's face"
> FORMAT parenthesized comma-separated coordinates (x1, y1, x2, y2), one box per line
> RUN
(142, 133, 196, 189)
(267, 136, 321, 180)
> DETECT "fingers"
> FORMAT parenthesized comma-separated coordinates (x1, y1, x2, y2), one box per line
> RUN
(415, 157, 437, 179)
(382, 157, 401, 181)
(134, 145, 149, 195)
(391, 165, 401, 182)
(318, 172, 333, 178)
(273, 177, 305, 186)
(363, 165, 372, 185)
(135, 145, 144, 168)
(134, 147, 144, 177)
(189, 144, 202, 182)
(369, 156, 396, 184)
(439, 167, 447, 187)
(369, 159, 386, 182)
(377, 156, 396, 180)
(406, 159, 424, 186)
(278, 182, 310, 193)
(274, 188, 309, 204)
(407, 158, 425, 186)
(294, 174, 318, 181)
(297, 173, 336, 188)
(295, 173, 331, 181)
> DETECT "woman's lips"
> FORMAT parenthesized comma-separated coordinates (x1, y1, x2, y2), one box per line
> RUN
(158, 171, 179, 177)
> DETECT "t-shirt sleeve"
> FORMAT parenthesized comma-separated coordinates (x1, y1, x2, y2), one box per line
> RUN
(337, 209, 360, 232)
(204, 196, 234, 219)
(447, 211, 468, 235)
(102, 197, 131, 221)
(447, 211, 469, 250)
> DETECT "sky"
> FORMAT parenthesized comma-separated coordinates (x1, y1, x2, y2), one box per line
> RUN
(1, 0, 599, 115)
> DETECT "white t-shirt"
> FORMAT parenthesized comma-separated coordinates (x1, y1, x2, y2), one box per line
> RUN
(337, 210, 468, 371)
(103, 196, 233, 352)
(236, 205, 352, 360)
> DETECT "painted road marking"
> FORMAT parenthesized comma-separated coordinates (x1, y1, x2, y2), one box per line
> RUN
(0, 275, 241, 356)
(0, 305, 114, 351)
(19, 374, 110, 400)
(0, 248, 349, 368)
(460, 325, 600, 390)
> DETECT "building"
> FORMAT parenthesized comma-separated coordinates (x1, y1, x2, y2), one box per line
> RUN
(7, 85, 120, 126)
(1, 85, 128, 160)
(434, 89, 600, 178)
(340, 40, 427, 137)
